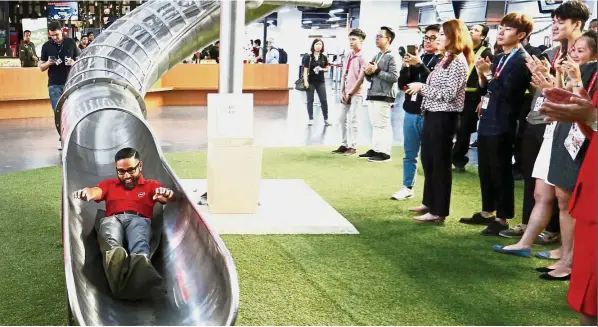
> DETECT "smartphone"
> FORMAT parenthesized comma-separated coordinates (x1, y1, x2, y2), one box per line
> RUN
(407, 45, 417, 56)
(398, 47, 406, 57)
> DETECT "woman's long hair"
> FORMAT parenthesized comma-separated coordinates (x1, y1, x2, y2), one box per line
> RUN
(441, 19, 474, 68)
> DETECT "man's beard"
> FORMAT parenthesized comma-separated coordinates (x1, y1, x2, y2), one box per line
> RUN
(119, 175, 139, 190)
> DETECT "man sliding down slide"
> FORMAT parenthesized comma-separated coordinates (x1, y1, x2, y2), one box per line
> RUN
(72, 147, 176, 299)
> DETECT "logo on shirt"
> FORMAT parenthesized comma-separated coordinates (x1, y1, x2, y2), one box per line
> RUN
(138, 192, 146, 198)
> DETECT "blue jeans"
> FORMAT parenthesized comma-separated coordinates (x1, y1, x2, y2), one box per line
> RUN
(403, 112, 425, 187)
(48, 84, 65, 113)
(99, 213, 151, 257)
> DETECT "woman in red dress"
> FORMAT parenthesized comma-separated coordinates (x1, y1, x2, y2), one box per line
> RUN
(540, 86, 597, 325)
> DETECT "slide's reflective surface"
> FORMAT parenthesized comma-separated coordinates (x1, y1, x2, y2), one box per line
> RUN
(58, 0, 331, 325)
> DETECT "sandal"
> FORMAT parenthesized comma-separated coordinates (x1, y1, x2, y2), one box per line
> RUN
(409, 205, 429, 214)
(413, 213, 445, 222)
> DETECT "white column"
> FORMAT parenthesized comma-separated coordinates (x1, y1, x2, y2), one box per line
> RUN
(358, 0, 402, 61)
(276, 6, 303, 87)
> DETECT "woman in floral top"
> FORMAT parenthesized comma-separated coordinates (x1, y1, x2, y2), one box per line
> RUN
(405, 19, 473, 222)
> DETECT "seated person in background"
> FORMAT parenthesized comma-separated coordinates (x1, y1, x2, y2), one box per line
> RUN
(72, 147, 175, 286)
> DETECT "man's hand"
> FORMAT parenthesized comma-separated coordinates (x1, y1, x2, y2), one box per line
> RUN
(65, 57, 75, 66)
(32, 55, 39, 62)
(365, 62, 377, 75)
(531, 71, 554, 89)
(476, 101, 483, 119)
(525, 55, 550, 75)
(153, 187, 174, 203)
(406, 82, 424, 95)
(540, 88, 596, 124)
(475, 57, 492, 76)
(406, 54, 421, 66)
(73, 188, 91, 201)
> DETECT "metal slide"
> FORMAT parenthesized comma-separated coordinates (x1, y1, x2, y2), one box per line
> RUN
(58, 0, 330, 325)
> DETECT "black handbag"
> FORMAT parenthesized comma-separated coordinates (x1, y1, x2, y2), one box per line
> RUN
(294, 55, 311, 91)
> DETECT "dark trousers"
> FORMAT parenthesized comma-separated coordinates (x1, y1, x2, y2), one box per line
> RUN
(422, 111, 459, 217)
(453, 95, 481, 168)
(513, 94, 533, 173)
(478, 133, 515, 219)
(521, 123, 561, 232)
(306, 82, 328, 120)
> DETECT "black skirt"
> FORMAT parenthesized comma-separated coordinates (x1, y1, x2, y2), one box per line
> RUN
(547, 122, 589, 192)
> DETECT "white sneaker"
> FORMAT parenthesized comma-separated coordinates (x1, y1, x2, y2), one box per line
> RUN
(308, 119, 314, 126)
(391, 186, 413, 200)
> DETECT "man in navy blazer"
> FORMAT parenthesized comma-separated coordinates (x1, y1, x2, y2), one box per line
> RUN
(460, 12, 534, 236)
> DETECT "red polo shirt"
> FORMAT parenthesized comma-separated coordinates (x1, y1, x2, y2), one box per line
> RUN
(95, 175, 165, 219)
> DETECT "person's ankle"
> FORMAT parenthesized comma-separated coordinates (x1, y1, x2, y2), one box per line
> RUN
(496, 217, 508, 225)
(481, 211, 494, 218)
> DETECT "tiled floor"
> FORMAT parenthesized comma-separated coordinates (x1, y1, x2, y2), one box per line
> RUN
(0, 80, 477, 174)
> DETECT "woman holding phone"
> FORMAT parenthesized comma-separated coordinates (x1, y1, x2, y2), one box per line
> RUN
(303, 38, 331, 126)
(403, 19, 473, 222)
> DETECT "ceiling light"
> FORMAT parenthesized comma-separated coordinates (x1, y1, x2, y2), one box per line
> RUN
(267, 20, 274, 24)
(330, 24, 340, 28)
(329, 8, 343, 14)
(302, 20, 312, 24)
(327, 16, 342, 22)
(311, 26, 320, 29)
(279, 7, 290, 13)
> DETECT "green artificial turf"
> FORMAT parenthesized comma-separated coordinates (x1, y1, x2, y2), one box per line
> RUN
(0, 147, 577, 326)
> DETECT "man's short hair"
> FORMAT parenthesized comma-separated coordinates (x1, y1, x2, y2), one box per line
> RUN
(87, 32, 94, 37)
(380, 26, 395, 44)
(425, 24, 441, 34)
(349, 28, 366, 40)
(115, 147, 140, 162)
(500, 12, 534, 40)
(48, 21, 61, 32)
(552, 0, 591, 29)
(23, 30, 31, 35)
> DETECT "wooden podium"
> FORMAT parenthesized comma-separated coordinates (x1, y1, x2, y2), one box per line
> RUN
(206, 93, 262, 214)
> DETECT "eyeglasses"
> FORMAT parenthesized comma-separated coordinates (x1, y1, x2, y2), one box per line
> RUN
(423, 35, 438, 42)
(376, 34, 388, 40)
(116, 163, 140, 175)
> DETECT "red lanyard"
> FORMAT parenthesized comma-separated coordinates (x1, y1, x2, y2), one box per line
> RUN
(588, 70, 598, 97)
(345, 51, 359, 74)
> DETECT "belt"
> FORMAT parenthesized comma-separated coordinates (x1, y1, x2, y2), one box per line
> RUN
(114, 210, 148, 219)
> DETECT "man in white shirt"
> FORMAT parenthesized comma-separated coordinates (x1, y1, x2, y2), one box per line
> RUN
(265, 38, 279, 64)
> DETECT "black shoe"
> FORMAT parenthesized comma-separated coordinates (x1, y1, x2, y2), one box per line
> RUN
(481, 221, 509, 236)
(536, 267, 555, 273)
(359, 149, 377, 158)
(459, 212, 496, 225)
(368, 153, 391, 162)
(332, 145, 348, 154)
(539, 272, 571, 281)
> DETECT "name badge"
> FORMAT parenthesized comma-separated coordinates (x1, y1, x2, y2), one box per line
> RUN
(411, 93, 418, 102)
(533, 97, 545, 112)
(481, 96, 490, 110)
(564, 123, 586, 159)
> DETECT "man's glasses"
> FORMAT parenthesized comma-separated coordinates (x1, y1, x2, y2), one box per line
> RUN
(423, 36, 438, 42)
(116, 163, 140, 175)
(376, 34, 388, 40)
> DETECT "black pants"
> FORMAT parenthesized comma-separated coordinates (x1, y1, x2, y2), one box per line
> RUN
(453, 95, 481, 168)
(306, 82, 328, 120)
(478, 133, 515, 219)
(513, 94, 533, 173)
(422, 111, 459, 217)
(521, 123, 561, 232)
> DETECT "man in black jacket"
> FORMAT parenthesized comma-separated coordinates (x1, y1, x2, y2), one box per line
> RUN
(452, 24, 493, 172)
(391, 24, 441, 201)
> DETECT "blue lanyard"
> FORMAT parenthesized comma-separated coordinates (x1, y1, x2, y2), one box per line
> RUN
(494, 48, 519, 78)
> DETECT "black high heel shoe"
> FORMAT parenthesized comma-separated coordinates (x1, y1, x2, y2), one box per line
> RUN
(539, 272, 571, 281)
(536, 267, 555, 273)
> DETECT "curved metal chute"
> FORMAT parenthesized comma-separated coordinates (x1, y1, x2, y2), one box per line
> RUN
(59, 0, 331, 325)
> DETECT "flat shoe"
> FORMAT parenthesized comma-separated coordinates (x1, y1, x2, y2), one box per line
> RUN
(535, 266, 555, 273)
(492, 244, 532, 257)
(535, 250, 561, 260)
(413, 214, 445, 222)
(409, 206, 429, 214)
(539, 272, 571, 281)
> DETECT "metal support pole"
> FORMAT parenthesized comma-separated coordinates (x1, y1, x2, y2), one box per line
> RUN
(219, 0, 245, 94)
(262, 20, 267, 63)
